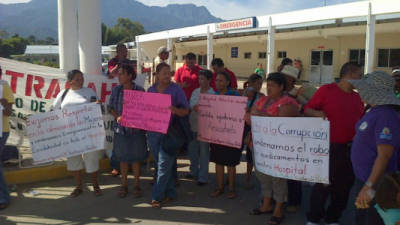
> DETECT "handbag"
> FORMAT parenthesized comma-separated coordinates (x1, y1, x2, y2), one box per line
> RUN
(161, 116, 186, 156)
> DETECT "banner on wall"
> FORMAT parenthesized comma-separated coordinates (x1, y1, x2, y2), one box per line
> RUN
(0, 58, 119, 151)
(197, 94, 247, 149)
(26, 103, 105, 164)
(251, 116, 330, 184)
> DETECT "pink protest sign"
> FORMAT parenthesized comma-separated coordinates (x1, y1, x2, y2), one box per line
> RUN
(121, 90, 171, 134)
(197, 94, 247, 148)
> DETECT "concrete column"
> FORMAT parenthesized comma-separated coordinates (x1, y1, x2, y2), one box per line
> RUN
(77, 0, 102, 75)
(167, 38, 173, 66)
(365, 2, 376, 74)
(136, 38, 141, 74)
(207, 26, 214, 70)
(267, 17, 275, 74)
(57, 0, 79, 72)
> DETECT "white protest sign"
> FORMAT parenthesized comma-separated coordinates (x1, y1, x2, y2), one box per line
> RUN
(26, 103, 106, 164)
(251, 116, 330, 184)
(0, 57, 118, 150)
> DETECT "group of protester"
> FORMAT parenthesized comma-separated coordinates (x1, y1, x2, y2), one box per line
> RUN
(105, 49, 400, 225)
(0, 47, 400, 225)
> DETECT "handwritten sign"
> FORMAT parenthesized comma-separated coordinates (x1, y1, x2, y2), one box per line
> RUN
(121, 90, 171, 134)
(197, 94, 247, 148)
(251, 116, 330, 184)
(26, 103, 105, 164)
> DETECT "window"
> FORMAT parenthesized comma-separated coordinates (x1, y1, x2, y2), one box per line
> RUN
(231, 47, 238, 58)
(244, 52, 252, 59)
(174, 56, 178, 60)
(311, 51, 320, 65)
(182, 55, 185, 60)
(323, 51, 333, 66)
(198, 54, 207, 66)
(378, 48, 400, 67)
(258, 52, 266, 59)
(349, 49, 365, 66)
(278, 51, 287, 58)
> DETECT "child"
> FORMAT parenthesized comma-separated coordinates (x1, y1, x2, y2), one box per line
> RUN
(375, 173, 400, 225)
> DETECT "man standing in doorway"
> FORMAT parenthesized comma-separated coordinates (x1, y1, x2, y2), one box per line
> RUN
(210, 58, 238, 90)
(152, 46, 170, 84)
(392, 67, 400, 98)
(304, 62, 365, 225)
(174, 53, 202, 100)
(254, 63, 265, 80)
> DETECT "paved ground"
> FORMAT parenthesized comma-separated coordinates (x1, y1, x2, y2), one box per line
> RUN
(1, 156, 358, 225)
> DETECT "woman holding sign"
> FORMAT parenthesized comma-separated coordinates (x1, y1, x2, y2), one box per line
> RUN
(209, 71, 242, 199)
(147, 62, 190, 208)
(51, 69, 102, 197)
(246, 73, 299, 225)
(108, 64, 148, 198)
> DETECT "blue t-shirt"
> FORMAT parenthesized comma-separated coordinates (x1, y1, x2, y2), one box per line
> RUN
(351, 105, 400, 182)
(375, 204, 400, 225)
(215, 88, 240, 96)
(147, 82, 189, 109)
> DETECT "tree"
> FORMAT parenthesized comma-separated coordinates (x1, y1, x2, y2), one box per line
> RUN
(27, 35, 37, 44)
(101, 23, 107, 45)
(102, 18, 145, 45)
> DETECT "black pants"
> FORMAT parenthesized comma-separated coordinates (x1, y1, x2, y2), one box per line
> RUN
(354, 179, 384, 225)
(288, 180, 302, 206)
(307, 143, 355, 223)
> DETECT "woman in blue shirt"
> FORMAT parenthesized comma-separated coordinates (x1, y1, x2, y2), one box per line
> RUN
(209, 71, 242, 199)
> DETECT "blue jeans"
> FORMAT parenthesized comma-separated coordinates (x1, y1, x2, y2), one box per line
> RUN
(188, 132, 210, 183)
(110, 149, 120, 170)
(148, 132, 177, 180)
(151, 147, 177, 202)
(0, 132, 11, 205)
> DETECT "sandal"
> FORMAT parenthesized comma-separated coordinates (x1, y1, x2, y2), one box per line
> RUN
(227, 190, 237, 199)
(119, 186, 128, 198)
(70, 187, 83, 198)
(111, 169, 120, 177)
(133, 186, 142, 198)
(210, 188, 224, 198)
(269, 215, 285, 225)
(93, 185, 102, 197)
(151, 200, 161, 208)
(161, 197, 170, 204)
(250, 208, 273, 215)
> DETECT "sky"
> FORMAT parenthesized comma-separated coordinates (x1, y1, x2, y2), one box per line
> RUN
(0, 0, 365, 20)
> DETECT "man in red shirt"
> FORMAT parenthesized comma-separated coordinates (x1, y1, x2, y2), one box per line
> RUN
(210, 58, 238, 90)
(108, 43, 130, 78)
(304, 62, 364, 225)
(174, 52, 202, 100)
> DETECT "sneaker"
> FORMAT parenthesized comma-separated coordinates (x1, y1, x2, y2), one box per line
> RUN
(306, 222, 319, 225)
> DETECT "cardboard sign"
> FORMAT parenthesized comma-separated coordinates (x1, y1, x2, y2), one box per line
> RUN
(251, 116, 330, 184)
(121, 90, 171, 134)
(197, 94, 247, 148)
(27, 103, 105, 164)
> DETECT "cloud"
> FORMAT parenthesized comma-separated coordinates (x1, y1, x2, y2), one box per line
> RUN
(136, 0, 363, 20)
(0, 0, 363, 20)
(0, 0, 31, 4)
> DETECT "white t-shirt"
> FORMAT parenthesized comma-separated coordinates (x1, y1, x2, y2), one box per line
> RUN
(51, 87, 97, 110)
(189, 87, 215, 132)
